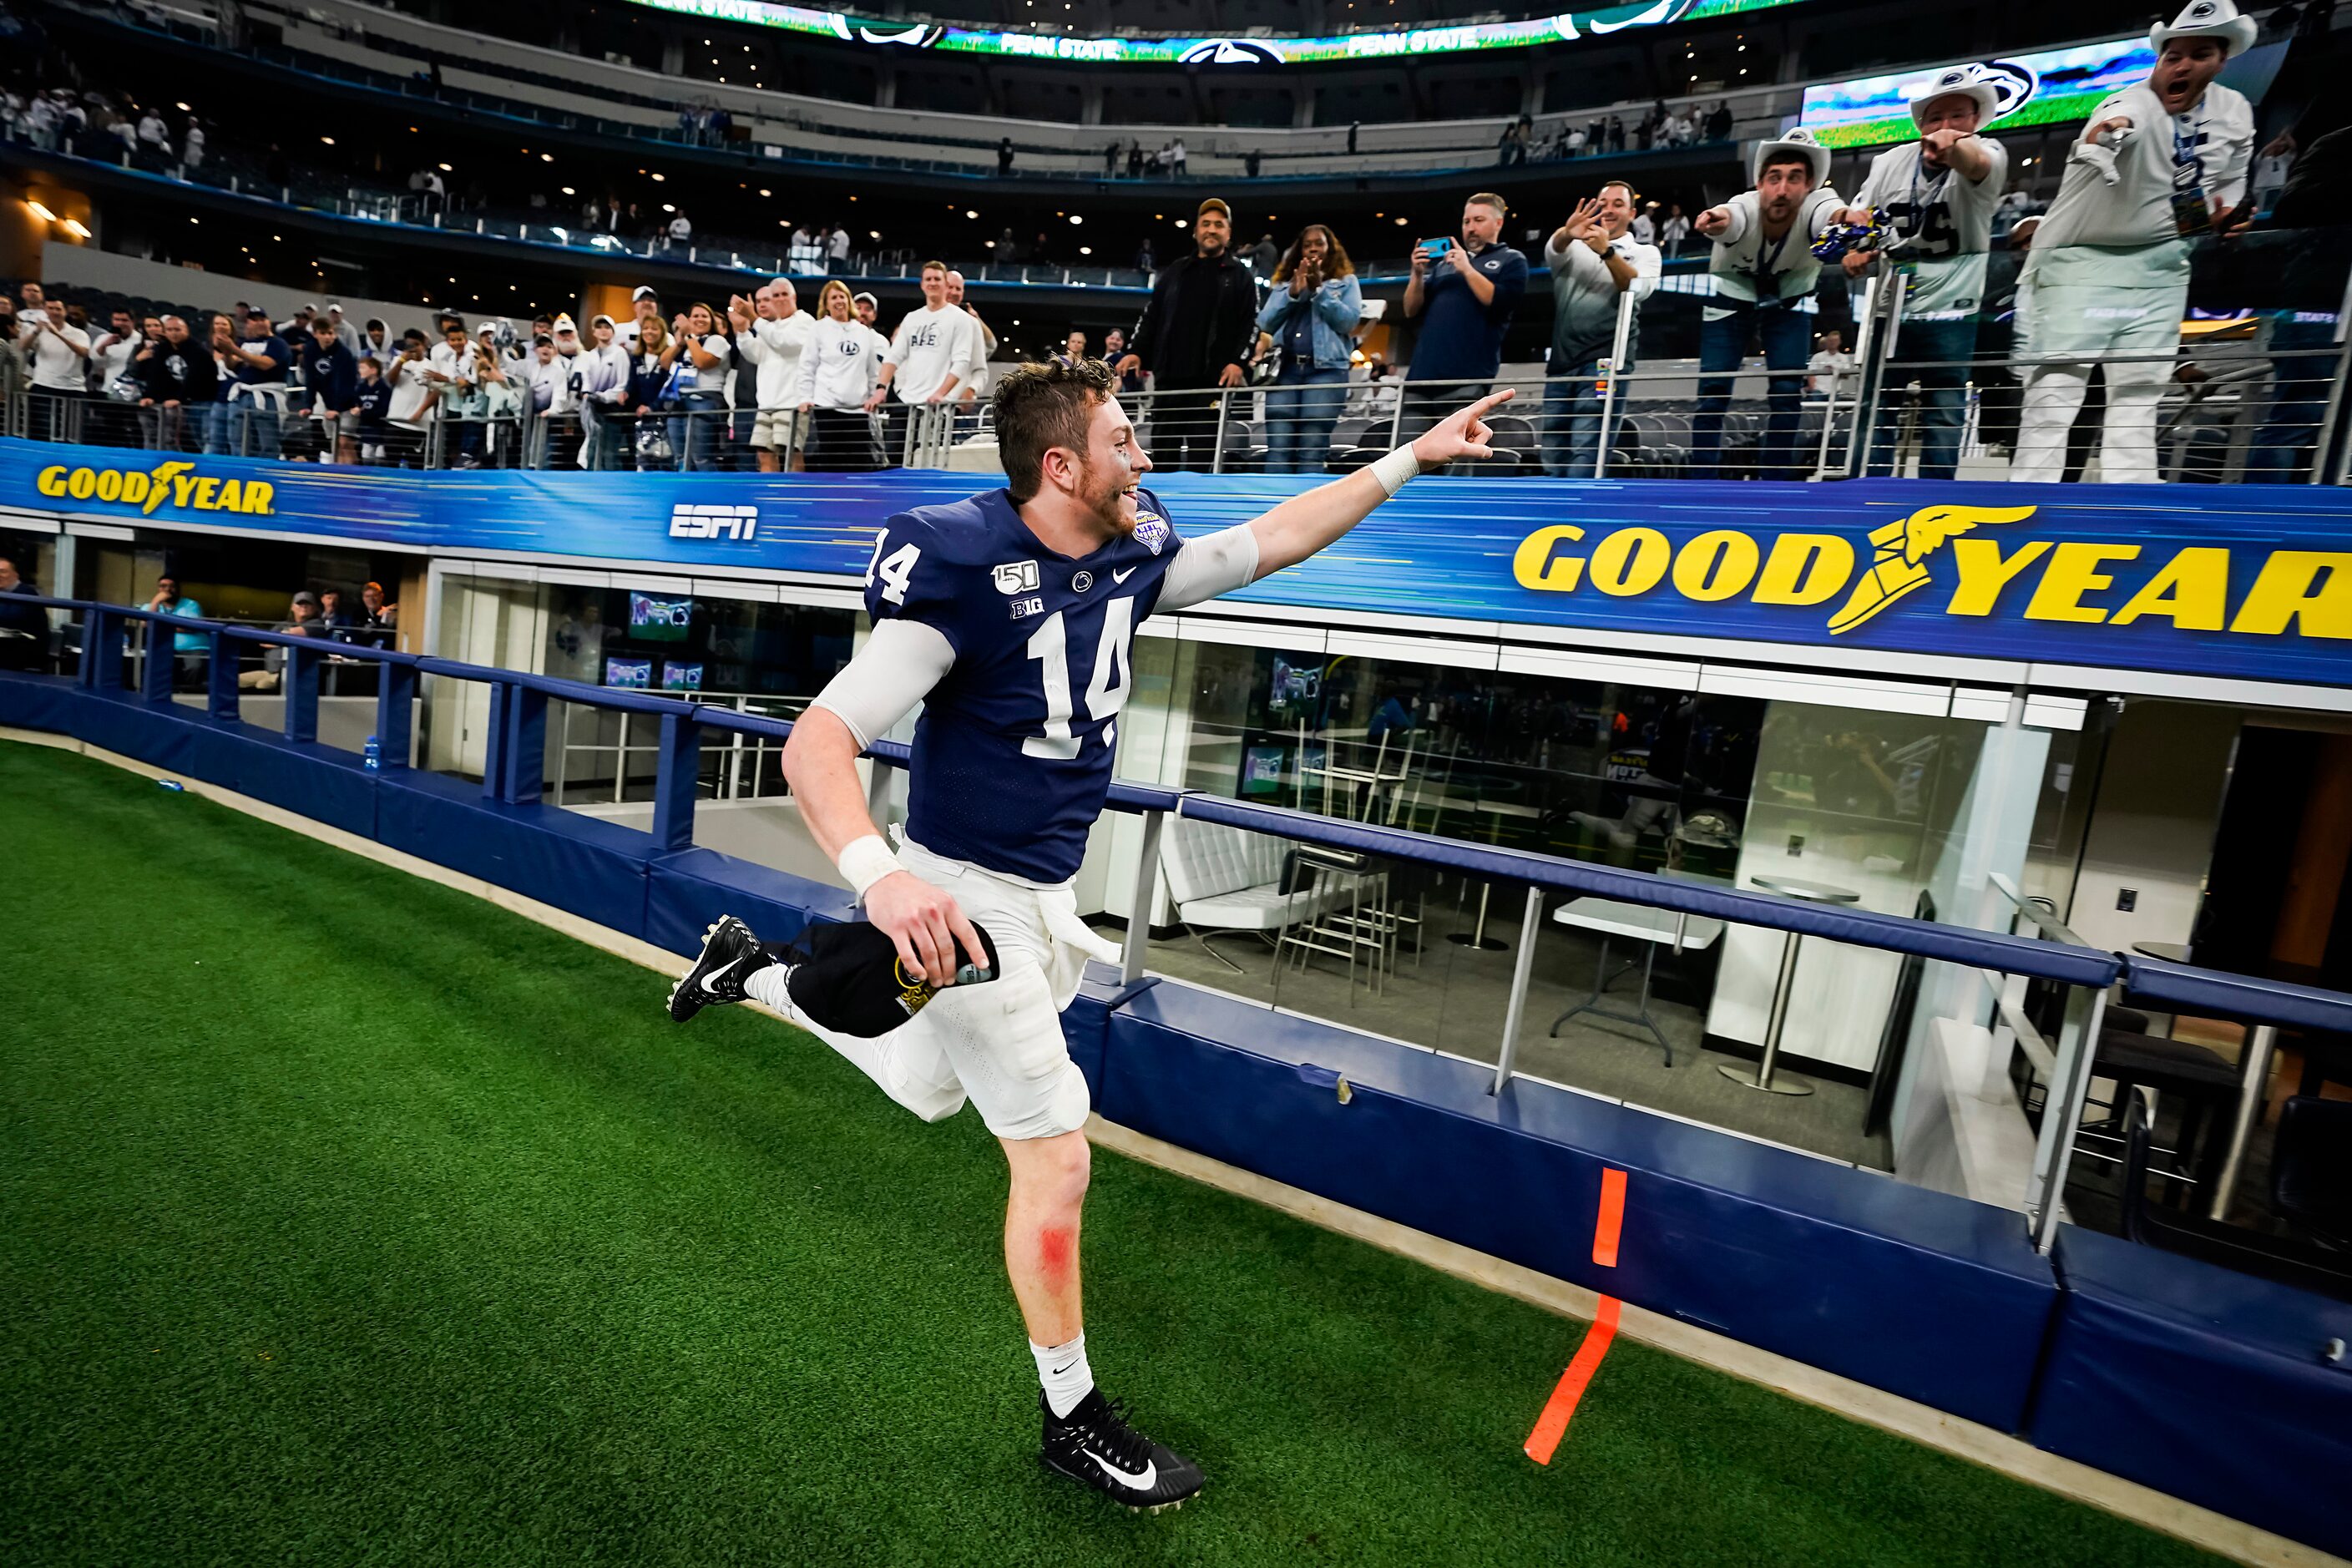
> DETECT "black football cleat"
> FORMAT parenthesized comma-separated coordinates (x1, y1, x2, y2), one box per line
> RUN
(1039, 1389, 1204, 1514)
(667, 916, 767, 1023)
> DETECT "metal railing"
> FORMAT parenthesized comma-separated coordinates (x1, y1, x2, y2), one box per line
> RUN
(18, 589, 2352, 1262)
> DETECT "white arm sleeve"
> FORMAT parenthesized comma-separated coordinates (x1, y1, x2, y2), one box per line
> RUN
(1156, 524, 1263, 612)
(806, 617, 957, 748)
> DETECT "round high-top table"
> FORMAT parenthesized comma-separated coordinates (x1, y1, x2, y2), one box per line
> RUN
(1718, 875, 1862, 1097)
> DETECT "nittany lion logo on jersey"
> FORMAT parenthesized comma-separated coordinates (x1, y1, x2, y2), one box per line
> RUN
(1131, 512, 1170, 556)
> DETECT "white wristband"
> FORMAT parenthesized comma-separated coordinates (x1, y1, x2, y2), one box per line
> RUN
(837, 834, 902, 898)
(1370, 443, 1421, 498)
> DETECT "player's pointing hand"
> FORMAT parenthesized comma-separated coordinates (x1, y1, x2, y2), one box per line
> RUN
(865, 868, 991, 987)
(1409, 387, 1513, 469)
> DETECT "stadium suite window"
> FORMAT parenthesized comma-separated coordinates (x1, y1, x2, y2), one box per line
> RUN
(543, 588, 855, 706)
(1169, 638, 1762, 880)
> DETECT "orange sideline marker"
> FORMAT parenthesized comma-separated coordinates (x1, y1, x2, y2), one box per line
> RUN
(1523, 1296, 1621, 1465)
(1592, 1167, 1626, 1268)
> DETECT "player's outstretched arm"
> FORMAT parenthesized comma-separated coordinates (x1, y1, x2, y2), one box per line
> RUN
(1245, 389, 1512, 578)
(783, 706, 987, 987)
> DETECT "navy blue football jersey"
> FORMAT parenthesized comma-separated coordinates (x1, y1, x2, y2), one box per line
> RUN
(864, 487, 1181, 883)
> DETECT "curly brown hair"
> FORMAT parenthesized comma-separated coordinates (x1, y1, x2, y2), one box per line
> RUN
(1270, 225, 1355, 284)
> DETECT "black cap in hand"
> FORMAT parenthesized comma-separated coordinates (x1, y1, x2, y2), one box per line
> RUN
(780, 919, 1001, 1039)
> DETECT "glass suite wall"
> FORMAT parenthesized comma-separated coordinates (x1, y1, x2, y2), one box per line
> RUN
(422, 571, 857, 847)
(1110, 629, 2081, 1167)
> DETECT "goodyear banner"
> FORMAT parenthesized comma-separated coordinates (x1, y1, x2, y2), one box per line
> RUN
(8, 440, 2349, 689)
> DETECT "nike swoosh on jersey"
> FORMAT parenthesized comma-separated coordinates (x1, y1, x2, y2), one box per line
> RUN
(1112, 566, 1138, 583)
(1084, 1448, 1158, 1491)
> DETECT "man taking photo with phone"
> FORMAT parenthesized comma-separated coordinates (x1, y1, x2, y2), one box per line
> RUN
(1400, 193, 1528, 447)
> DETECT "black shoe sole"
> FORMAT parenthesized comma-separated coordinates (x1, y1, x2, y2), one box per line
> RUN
(1039, 1453, 1201, 1514)
(667, 918, 743, 1024)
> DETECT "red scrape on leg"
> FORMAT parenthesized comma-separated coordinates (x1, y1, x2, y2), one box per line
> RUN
(1038, 1226, 1076, 1289)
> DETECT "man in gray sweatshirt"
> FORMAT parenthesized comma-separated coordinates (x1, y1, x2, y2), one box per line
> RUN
(1543, 179, 1660, 477)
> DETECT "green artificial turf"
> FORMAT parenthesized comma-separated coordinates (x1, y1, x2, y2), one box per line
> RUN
(0, 740, 2223, 1568)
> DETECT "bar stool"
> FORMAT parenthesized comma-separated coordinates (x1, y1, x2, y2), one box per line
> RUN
(2078, 1029, 2242, 1203)
(1272, 846, 1391, 1002)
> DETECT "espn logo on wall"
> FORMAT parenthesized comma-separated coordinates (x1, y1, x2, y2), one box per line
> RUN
(668, 503, 760, 541)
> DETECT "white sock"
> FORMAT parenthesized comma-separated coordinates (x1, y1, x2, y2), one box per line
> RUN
(1030, 1333, 1094, 1419)
(741, 961, 796, 1015)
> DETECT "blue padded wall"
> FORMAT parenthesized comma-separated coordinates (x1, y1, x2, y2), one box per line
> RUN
(69, 688, 200, 776)
(1100, 983, 2057, 1432)
(0, 670, 81, 734)
(373, 769, 652, 939)
(644, 847, 855, 958)
(2035, 1227, 2352, 1559)
(1058, 964, 1126, 1101)
(189, 723, 378, 840)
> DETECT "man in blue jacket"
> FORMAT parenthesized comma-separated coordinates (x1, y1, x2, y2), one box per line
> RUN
(297, 318, 360, 464)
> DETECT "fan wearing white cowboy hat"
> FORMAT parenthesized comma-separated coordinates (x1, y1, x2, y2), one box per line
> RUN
(1834, 63, 2010, 481)
(1688, 125, 1846, 478)
(2008, 0, 2254, 485)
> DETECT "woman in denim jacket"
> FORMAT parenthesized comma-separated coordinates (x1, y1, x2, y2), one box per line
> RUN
(1252, 225, 1364, 473)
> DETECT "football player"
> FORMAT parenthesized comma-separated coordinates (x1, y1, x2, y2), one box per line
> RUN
(670, 360, 1507, 1510)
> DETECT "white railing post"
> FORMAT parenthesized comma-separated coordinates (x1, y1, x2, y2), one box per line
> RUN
(2025, 984, 2108, 1252)
(1591, 287, 1637, 478)
(2208, 1024, 2280, 1220)
(1491, 885, 1545, 1095)
(1121, 808, 1167, 987)
(1846, 272, 1893, 478)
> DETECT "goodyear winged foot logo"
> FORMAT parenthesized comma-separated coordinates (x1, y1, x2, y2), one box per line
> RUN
(1825, 503, 2036, 634)
(1510, 502, 2352, 642)
(36, 459, 275, 516)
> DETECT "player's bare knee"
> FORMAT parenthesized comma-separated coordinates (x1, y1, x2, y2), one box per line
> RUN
(1011, 1127, 1090, 1212)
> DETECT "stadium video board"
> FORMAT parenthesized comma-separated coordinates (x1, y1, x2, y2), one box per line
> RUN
(623, 0, 1806, 64)
(1799, 37, 2156, 149)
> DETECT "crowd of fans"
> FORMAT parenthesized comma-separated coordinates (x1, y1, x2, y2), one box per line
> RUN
(3, 82, 200, 169)
(1498, 99, 1737, 166)
(0, 269, 974, 473)
(2, 0, 2339, 486)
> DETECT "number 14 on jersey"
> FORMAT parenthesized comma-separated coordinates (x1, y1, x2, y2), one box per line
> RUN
(1024, 599, 1135, 760)
(862, 530, 1136, 761)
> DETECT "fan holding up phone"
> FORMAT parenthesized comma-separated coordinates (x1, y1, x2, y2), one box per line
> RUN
(1400, 194, 1529, 449)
